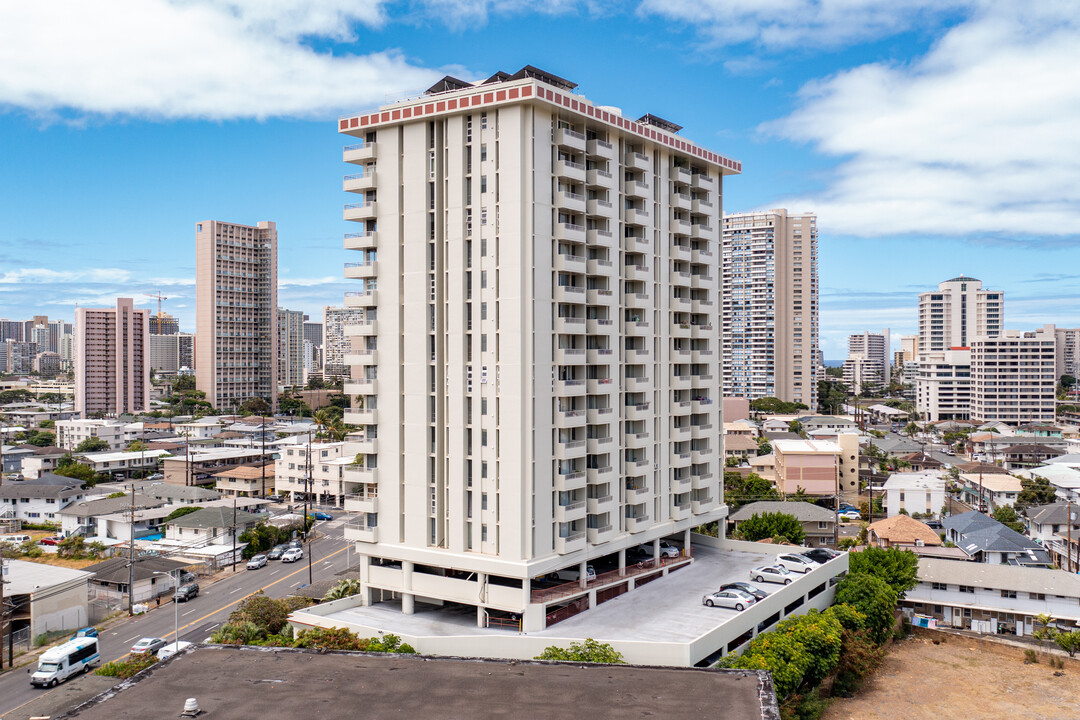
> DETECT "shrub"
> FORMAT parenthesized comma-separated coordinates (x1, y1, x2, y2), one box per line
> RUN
(832, 628, 885, 697)
(535, 638, 625, 664)
(1023, 649, 1039, 664)
(322, 579, 363, 602)
(834, 574, 898, 646)
(96, 652, 158, 678)
(735, 511, 806, 545)
(164, 505, 202, 522)
(846, 547, 918, 598)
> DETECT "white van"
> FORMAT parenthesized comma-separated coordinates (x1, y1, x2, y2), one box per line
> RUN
(30, 637, 100, 687)
(0, 534, 31, 546)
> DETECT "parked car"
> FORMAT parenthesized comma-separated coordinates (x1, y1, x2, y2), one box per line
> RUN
(799, 548, 842, 565)
(287, 539, 303, 550)
(179, 571, 197, 585)
(69, 627, 98, 641)
(39, 536, 62, 546)
(719, 582, 770, 601)
(838, 503, 858, 512)
(750, 564, 793, 585)
(776, 553, 819, 573)
(173, 583, 199, 602)
(628, 541, 681, 560)
(925, 520, 944, 530)
(281, 547, 304, 563)
(702, 588, 756, 610)
(130, 637, 167, 655)
(156, 641, 193, 659)
(838, 510, 862, 521)
(547, 565, 596, 582)
(267, 494, 284, 502)
(246, 554, 268, 570)
(311, 511, 333, 521)
(267, 544, 288, 560)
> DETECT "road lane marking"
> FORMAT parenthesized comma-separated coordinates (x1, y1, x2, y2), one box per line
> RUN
(104, 544, 348, 663)
(230, 587, 242, 594)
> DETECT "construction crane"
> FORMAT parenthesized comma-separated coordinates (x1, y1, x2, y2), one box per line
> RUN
(145, 291, 168, 318)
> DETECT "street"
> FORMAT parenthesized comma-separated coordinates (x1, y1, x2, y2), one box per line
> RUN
(0, 515, 355, 719)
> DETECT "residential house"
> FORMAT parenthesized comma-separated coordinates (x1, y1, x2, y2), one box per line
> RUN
(214, 463, 275, 498)
(1024, 503, 1080, 571)
(0, 473, 87, 523)
(1015, 463, 1080, 503)
(772, 439, 842, 496)
(74, 449, 173, 479)
(164, 506, 263, 546)
(1016, 424, 1064, 439)
(84, 556, 191, 606)
(865, 404, 909, 424)
(160, 447, 276, 486)
(883, 471, 946, 518)
(798, 416, 859, 434)
(957, 472, 1022, 513)
(55, 419, 133, 451)
(17, 446, 68, 479)
(728, 501, 837, 547)
(723, 435, 759, 465)
(895, 452, 944, 473)
(58, 493, 165, 539)
(276, 441, 346, 504)
(1, 444, 36, 475)
(867, 514, 942, 549)
(956, 460, 1011, 476)
(1001, 444, 1064, 471)
(902, 557, 1080, 635)
(1, 559, 91, 637)
(943, 511, 1053, 566)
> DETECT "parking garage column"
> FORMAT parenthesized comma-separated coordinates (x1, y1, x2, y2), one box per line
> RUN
(401, 560, 415, 615)
(476, 572, 487, 627)
(653, 538, 661, 564)
(618, 548, 626, 576)
(579, 560, 589, 589)
(683, 528, 692, 555)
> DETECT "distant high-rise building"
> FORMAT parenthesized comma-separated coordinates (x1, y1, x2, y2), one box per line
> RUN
(149, 332, 196, 373)
(1055, 327, 1080, 381)
(303, 321, 323, 347)
(971, 325, 1057, 424)
(722, 209, 818, 409)
(149, 313, 180, 335)
(75, 298, 150, 415)
(844, 330, 890, 392)
(195, 220, 278, 411)
(916, 276, 1004, 422)
(302, 339, 321, 377)
(278, 308, 305, 388)
(322, 306, 364, 378)
(0, 319, 24, 342)
(0, 339, 36, 374)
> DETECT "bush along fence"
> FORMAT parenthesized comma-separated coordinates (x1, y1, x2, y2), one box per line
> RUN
(720, 547, 919, 720)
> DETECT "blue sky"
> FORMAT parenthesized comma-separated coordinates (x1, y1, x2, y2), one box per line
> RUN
(1, 0, 1078, 359)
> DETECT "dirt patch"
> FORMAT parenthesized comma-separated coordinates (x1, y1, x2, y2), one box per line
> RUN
(21, 555, 104, 570)
(824, 634, 1080, 720)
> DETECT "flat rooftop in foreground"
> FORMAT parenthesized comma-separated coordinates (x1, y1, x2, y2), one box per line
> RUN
(64, 645, 776, 720)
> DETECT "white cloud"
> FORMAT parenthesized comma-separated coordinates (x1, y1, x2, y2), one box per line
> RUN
(763, 2, 1080, 240)
(0, 0, 443, 120)
(412, 0, 605, 28)
(0, 268, 132, 285)
(638, 0, 977, 49)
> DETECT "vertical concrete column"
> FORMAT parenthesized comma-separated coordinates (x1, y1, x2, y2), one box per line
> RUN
(618, 548, 626, 576)
(579, 560, 589, 589)
(683, 528, 692, 553)
(477, 605, 486, 628)
(653, 538, 661, 564)
(401, 560, 415, 615)
(476, 571, 488, 627)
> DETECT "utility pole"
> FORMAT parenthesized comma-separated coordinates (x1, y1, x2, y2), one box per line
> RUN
(306, 431, 313, 585)
(1069, 500, 1074, 574)
(260, 414, 267, 498)
(1, 539, 7, 668)
(128, 489, 136, 615)
(231, 496, 238, 572)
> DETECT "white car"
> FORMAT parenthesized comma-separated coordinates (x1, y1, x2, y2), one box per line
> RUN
(156, 641, 193, 659)
(839, 510, 862, 521)
(246, 554, 268, 570)
(547, 565, 596, 582)
(776, 553, 820, 574)
(702, 589, 756, 611)
(281, 547, 304, 563)
(750, 564, 793, 585)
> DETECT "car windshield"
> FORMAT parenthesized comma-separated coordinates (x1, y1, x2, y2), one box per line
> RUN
(39, 662, 59, 672)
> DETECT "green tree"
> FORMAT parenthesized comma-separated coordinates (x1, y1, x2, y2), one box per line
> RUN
(53, 455, 98, 485)
(307, 376, 326, 390)
(535, 638, 625, 664)
(211, 621, 267, 645)
(164, 505, 202, 522)
(239, 397, 271, 416)
(756, 437, 773, 456)
(788, 420, 805, 437)
(724, 471, 781, 509)
(846, 547, 919, 598)
(322, 578, 364, 602)
(1054, 630, 1080, 657)
(125, 440, 147, 452)
(227, 593, 296, 635)
(735, 511, 806, 545)
(750, 397, 809, 415)
(903, 422, 920, 438)
(25, 431, 56, 447)
(75, 437, 110, 453)
(173, 374, 196, 391)
(992, 505, 1025, 533)
(1017, 476, 1058, 511)
(38, 419, 55, 429)
(834, 574, 898, 645)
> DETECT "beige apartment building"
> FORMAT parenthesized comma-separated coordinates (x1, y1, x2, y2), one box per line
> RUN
(722, 210, 818, 410)
(278, 308, 305, 388)
(970, 325, 1057, 424)
(1056, 327, 1080, 380)
(195, 220, 278, 411)
(337, 65, 739, 629)
(322, 306, 365, 378)
(74, 298, 150, 416)
(844, 329, 890, 391)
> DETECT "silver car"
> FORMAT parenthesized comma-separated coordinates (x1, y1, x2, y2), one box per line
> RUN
(776, 553, 819, 574)
(750, 564, 793, 585)
(246, 554, 267, 570)
(702, 588, 757, 610)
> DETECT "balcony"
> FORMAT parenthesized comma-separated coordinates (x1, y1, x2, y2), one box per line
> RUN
(690, 323, 713, 339)
(555, 127, 587, 151)
(554, 378, 587, 397)
(669, 449, 692, 468)
(554, 439, 587, 460)
(624, 484, 651, 503)
(692, 446, 715, 464)
(622, 235, 650, 253)
(623, 263, 651, 282)
(349, 436, 378, 454)
(344, 350, 377, 366)
(344, 231, 377, 250)
(624, 292, 650, 310)
(343, 143, 376, 164)
(692, 298, 714, 313)
(344, 261, 377, 280)
(587, 465, 615, 484)
(343, 519, 378, 543)
(344, 319, 377, 336)
(555, 471, 587, 493)
(671, 400, 692, 417)
(625, 348, 650, 364)
(670, 346, 692, 362)
(671, 322, 691, 339)
(624, 208, 651, 227)
(586, 258, 614, 277)
(624, 402, 651, 421)
(554, 284, 586, 304)
(691, 274, 714, 290)
(671, 501, 692, 521)
(344, 202, 377, 222)
(669, 191, 691, 210)
(587, 228, 616, 249)
(624, 317, 649, 336)
(587, 494, 615, 515)
(586, 168, 617, 189)
(555, 159, 586, 183)
(624, 430, 649, 449)
(671, 295, 692, 313)
(691, 223, 717, 241)
(691, 197, 714, 215)
(624, 151, 650, 171)
(691, 472, 714, 490)
(690, 172, 714, 189)
(344, 492, 378, 514)
(586, 434, 614, 453)
(587, 524, 616, 544)
(556, 190, 587, 214)
(554, 222, 587, 244)
(555, 500, 588, 524)
(555, 531, 587, 555)
(586, 378, 615, 395)
(671, 243, 692, 261)
(343, 172, 376, 193)
(671, 166, 692, 185)
(587, 138, 616, 159)
(553, 346, 586, 366)
(554, 315, 587, 334)
(343, 379, 377, 395)
(692, 495, 717, 514)
(670, 424, 691, 442)
(625, 375, 652, 392)
(586, 289, 616, 309)
(554, 409, 587, 430)
(623, 180, 649, 199)
(671, 375, 692, 390)
(625, 514, 650, 533)
(344, 290, 377, 308)
(671, 475, 692, 494)
(669, 270, 692, 288)
(670, 216, 692, 235)
(586, 198, 614, 217)
(586, 348, 615, 365)
(692, 348, 714, 363)
(555, 252, 587, 274)
(342, 466, 379, 486)
(344, 409, 377, 425)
